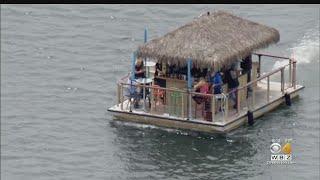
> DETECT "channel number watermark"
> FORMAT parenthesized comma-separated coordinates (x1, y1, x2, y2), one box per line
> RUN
(267, 138, 295, 165)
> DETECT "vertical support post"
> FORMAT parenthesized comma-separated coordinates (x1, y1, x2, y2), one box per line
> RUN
(144, 27, 147, 43)
(292, 59, 297, 89)
(144, 27, 148, 78)
(224, 96, 229, 122)
(258, 55, 261, 78)
(187, 58, 192, 120)
(131, 52, 136, 80)
(130, 52, 136, 111)
(150, 85, 154, 111)
(211, 95, 215, 122)
(281, 68, 284, 94)
(237, 88, 240, 113)
(252, 82, 256, 108)
(289, 58, 292, 87)
(143, 80, 146, 111)
(181, 93, 185, 118)
(117, 83, 121, 104)
(267, 76, 270, 102)
(120, 84, 124, 110)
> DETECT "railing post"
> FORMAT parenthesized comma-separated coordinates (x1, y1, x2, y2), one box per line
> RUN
(252, 84, 255, 108)
(267, 76, 270, 102)
(224, 96, 229, 122)
(150, 85, 154, 111)
(117, 83, 121, 104)
(143, 81, 146, 111)
(289, 58, 292, 87)
(281, 68, 285, 94)
(181, 92, 185, 118)
(120, 84, 124, 110)
(211, 95, 215, 122)
(187, 58, 192, 120)
(292, 59, 297, 89)
(258, 55, 261, 78)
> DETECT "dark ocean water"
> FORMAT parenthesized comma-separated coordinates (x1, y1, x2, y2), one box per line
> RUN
(1, 5, 319, 180)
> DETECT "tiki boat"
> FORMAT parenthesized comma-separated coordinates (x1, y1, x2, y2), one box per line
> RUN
(108, 11, 304, 133)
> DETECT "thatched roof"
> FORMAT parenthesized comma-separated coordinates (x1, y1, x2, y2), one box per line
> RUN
(137, 11, 280, 70)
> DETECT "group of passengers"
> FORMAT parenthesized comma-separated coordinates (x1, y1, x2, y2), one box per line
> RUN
(126, 55, 252, 110)
(192, 55, 252, 111)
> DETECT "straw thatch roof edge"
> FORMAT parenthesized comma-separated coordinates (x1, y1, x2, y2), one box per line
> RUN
(137, 10, 280, 70)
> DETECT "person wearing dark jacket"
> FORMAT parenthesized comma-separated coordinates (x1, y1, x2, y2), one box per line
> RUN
(241, 54, 253, 97)
(225, 64, 239, 109)
(241, 54, 252, 83)
(135, 58, 146, 79)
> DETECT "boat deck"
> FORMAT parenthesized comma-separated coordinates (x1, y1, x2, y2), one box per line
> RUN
(108, 81, 303, 127)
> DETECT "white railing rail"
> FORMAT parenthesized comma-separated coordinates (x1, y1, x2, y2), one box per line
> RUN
(115, 53, 297, 124)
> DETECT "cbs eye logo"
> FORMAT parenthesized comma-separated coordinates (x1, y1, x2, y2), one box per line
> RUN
(270, 142, 292, 154)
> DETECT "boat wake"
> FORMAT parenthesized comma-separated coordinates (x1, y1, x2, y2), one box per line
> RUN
(289, 28, 319, 64)
(272, 27, 319, 70)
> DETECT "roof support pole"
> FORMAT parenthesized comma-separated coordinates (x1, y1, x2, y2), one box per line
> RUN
(144, 27, 147, 43)
(131, 52, 136, 80)
(143, 28, 148, 111)
(144, 27, 148, 77)
(187, 58, 192, 120)
(131, 52, 136, 111)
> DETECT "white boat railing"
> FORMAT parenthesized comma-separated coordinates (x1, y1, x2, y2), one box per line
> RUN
(221, 53, 297, 121)
(115, 53, 297, 124)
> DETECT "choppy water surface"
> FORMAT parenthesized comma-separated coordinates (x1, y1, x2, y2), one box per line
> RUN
(1, 5, 319, 180)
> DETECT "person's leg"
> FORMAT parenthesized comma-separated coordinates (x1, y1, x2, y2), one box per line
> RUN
(230, 88, 236, 107)
(248, 70, 252, 90)
(235, 88, 238, 108)
(231, 88, 238, 109)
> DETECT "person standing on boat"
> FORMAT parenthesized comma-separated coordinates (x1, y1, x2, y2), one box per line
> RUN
(135, 58, 146, 79)
(193, 78, 210, 104)
(241, 54, 252, 82)
(210, 71, 223, 95)
(241, 54, 252, 97)
(125, 75, 140, 109)
(210, 71, 224, 112)
(225, 63, 239, 109)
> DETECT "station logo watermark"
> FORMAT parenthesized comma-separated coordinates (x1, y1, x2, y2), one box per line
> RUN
(267, 138, 295, 165)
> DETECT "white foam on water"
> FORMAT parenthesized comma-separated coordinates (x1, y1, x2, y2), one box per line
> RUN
(272, 60, 289, 70)
(272, 28, 319, 70)
(288, 28, 319, 64)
